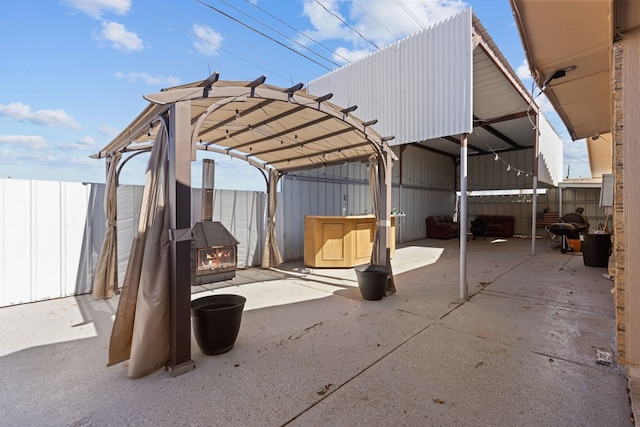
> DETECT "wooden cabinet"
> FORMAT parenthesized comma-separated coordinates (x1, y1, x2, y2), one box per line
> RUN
(304, 215, 395, 268)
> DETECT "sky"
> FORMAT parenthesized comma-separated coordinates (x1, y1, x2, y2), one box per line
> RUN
(0, 0, 591, 190)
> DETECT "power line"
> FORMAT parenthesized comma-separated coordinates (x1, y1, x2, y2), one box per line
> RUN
(352, 0, 400, 41)
(118, 0, 315, 84)
(215, 0, 342, 68)
(195, 0, 334, 72)
(242, 0, 352, 65)
(394, 0, 426, 30)
(312, 0, 379, 50)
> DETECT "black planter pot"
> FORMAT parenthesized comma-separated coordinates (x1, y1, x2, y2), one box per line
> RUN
(354, 264, 388, 300)
(191, 294, 246, 355)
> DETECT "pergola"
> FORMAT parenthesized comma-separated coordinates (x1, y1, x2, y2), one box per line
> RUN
(91, 75, 397, 377)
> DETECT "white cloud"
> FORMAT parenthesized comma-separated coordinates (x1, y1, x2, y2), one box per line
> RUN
(301, 0, 353, 44)
(192, 24, 224, 56)
(300, 0, 468, 62)
(516, 59, 532, 81)
(63, 0, 131, 19)
(0, 149, 55, 166)
(96, 21, 143, 52)
(0, 134, 47, 150)
(98, 125, 120, 137)
(115, 71, 180, 86)
(333, 46, 374, 64)
(0, 103, 81, 130)
(58, 135, 96, 150)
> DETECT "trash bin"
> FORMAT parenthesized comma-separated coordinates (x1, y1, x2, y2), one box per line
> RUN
(582, 233, 611, 267)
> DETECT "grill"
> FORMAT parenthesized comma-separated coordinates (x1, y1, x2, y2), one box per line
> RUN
(548, 209, 589, 253)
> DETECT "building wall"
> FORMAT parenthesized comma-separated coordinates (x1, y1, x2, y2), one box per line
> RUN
(467, 149, 534, 191)
(616, 33, 640, 377)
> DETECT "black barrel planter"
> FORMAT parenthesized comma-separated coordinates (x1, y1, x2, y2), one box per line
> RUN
(191, 294, 246, 355)
(583, 233, 612, 267)
(354, 264, 389, 300)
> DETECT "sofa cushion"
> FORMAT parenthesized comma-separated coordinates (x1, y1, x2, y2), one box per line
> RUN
(426, 215, 459, 239)
(475, 215, 515, 237)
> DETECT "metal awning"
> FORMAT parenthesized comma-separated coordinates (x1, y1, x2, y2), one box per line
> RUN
(423, 15, 541, 158)
(510, 0, 613, 142)
(91, 75, 395, 173)
(306, 12, 565, 187)
(510, 0, 640, 140)
(510, 0, 640, 177)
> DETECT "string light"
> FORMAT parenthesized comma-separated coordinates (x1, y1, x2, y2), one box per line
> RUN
(474, 130, 533, 178)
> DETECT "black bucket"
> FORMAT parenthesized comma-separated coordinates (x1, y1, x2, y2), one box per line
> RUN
(582, 233, 611, 268)
(191, 294, 246, 355)
(354, 264, 388, 300)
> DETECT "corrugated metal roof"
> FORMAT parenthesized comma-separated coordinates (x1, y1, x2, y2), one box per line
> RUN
(308, 9, 474, 145)
(307, 8, 563, 186)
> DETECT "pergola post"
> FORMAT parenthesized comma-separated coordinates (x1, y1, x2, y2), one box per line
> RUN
(376, 152, 391, 265)
(166, 100, 195, 376)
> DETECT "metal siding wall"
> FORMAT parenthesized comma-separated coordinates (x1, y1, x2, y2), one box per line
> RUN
(538, 113, 564, 187)
(307, 9, 473, 144)
(465, 187, 607, 236)
(468, 149, 534, 190)
(211, 189, 265, 269)
(281, 167, 372, 261)
(559, 187, 607, 230)
(281, 146, 457, 260)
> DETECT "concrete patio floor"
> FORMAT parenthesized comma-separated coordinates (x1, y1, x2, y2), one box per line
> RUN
(0, 237, 634, 426)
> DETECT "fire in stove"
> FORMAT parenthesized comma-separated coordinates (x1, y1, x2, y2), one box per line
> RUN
(191, 221, 239, 285)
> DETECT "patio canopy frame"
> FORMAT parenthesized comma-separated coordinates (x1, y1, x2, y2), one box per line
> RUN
(92, 75, 397, 377)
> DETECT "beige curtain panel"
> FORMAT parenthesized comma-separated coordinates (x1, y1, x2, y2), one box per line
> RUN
(261, 170, 283, 268)
(108, 124, 172, 378)
(92, 152, 122, 299)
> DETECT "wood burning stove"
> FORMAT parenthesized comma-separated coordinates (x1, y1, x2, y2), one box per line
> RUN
(191, 221, 239, 285)
(191, 159, 239, 285)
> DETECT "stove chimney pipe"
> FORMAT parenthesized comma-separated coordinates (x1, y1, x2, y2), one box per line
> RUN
(201, 159, 215, 221)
